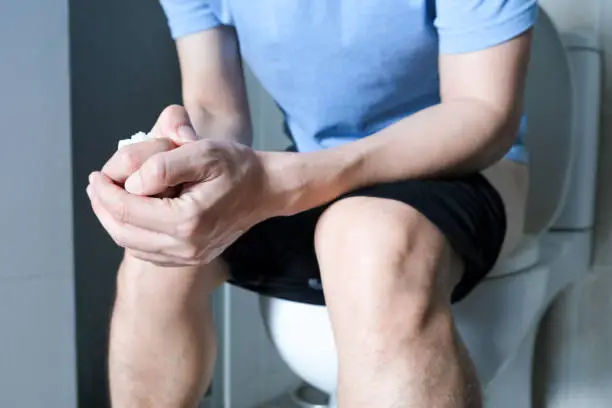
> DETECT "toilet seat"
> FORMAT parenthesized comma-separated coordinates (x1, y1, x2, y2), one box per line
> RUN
(488, 234, 541, 278)
(485, 14, 575, 280)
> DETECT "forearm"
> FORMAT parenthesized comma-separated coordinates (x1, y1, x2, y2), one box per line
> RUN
(177, 26, 252, 145)
(263, 99, 520, 215)
(185, 102, 253, 146)
(336, 98, 519, 183)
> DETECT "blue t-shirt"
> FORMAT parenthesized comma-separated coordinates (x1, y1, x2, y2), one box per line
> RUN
(159, 0, 538, 163)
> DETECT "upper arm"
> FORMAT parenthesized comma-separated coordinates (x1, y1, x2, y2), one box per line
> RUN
(436, 0, 537, 120)
(159, 0, 249, 119)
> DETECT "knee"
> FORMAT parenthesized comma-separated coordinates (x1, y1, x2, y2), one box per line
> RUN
(315, 197, 445, 272)
(314, 197, 457, 310)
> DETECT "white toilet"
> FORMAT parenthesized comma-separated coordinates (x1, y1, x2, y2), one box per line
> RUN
(259, 9, 602, 408)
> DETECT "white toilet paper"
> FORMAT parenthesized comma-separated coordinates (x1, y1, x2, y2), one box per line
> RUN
(117, 131, 153, 150)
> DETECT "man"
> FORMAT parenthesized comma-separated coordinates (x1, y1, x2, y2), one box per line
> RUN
(87, 1, 535, 407)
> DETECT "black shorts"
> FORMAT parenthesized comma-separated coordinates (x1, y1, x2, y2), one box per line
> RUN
(223, 173, 507, 305)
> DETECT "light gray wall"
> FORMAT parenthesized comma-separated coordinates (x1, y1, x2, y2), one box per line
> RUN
(0, 0, 76, 407)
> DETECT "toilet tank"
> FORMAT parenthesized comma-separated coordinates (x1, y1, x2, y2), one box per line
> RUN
(551, 31, 602, 230)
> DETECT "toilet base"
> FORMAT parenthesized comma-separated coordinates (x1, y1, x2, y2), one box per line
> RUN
(482, 320, 538, 408)
(259, 383, 329, 408)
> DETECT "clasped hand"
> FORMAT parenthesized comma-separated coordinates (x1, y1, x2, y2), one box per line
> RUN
(87, 106, 282, 266)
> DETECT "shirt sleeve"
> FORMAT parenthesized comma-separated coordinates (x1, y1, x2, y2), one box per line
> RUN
(158, 0, 221, 39)
(434, 0, 539, 54)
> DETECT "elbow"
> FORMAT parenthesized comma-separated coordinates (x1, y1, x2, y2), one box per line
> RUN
(469, 98, 524, 169)
(490, 109, 523, 164)
(476, 119, 521, 171)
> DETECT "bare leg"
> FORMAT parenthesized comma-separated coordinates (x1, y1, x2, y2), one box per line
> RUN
(315, 197, 482, 408)
(109, 254, 228, 408)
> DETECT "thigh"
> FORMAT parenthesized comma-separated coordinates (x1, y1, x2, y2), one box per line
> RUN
(223, 172, 507, 304)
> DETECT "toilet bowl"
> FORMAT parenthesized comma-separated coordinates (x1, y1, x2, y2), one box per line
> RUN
(259, 9, 602, 407)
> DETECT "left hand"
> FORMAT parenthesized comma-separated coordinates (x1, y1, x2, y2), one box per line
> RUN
(87, 137, 284, 266)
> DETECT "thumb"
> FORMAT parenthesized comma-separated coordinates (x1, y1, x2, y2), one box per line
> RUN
(124, 143, 207, 196)
(150, 105, 199, 145)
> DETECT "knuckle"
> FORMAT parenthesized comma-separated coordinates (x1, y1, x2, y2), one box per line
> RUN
(117, 149, 141, 174)
(144, 156, 169, 185)
(199, 139, 214, 150)
(152, 137, 175, 152)
(175, 217, 199, 239)
(114, 200, 130, 224)
(160, 104, 185, 119)
(111, 232, 127, 248)
(182, 244, 202, 261)
(194, 139, 215, 157)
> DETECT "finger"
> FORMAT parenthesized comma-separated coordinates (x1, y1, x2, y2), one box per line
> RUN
(89, 172, 187, 235)
(124, 142, 215, 196)
(102, 138, 176, 184)
(103, 104, 198, 183)
(150, 105, 199, 145)
(88, 184, 178, 253)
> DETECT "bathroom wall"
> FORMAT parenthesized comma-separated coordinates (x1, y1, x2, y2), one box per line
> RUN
(0, 1, 77, 407)
(540, 0, 612, 266)
(535, 1, 612, 406)
(591, 0, 612, 266)
(7, 1, 605, 407)
(70, 1, 181, 405)
(539, 0, 600, 33)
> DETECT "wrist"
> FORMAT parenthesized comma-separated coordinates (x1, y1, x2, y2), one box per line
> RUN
(257, 147, 363, 216)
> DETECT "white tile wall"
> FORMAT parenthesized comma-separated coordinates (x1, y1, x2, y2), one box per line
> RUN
(534, 1, 612, 405)
(600, 0, 612, 114)
(594, 112, 612, 265)
(539, 0, 612, 266)
(534, 267, 612, 407)
(592, 0, 612, 265)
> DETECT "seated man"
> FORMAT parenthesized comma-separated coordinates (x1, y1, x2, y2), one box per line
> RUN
(87, 0, 535, 407)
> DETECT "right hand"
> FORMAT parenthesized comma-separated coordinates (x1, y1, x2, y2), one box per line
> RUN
(101, 105, 199, 197)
